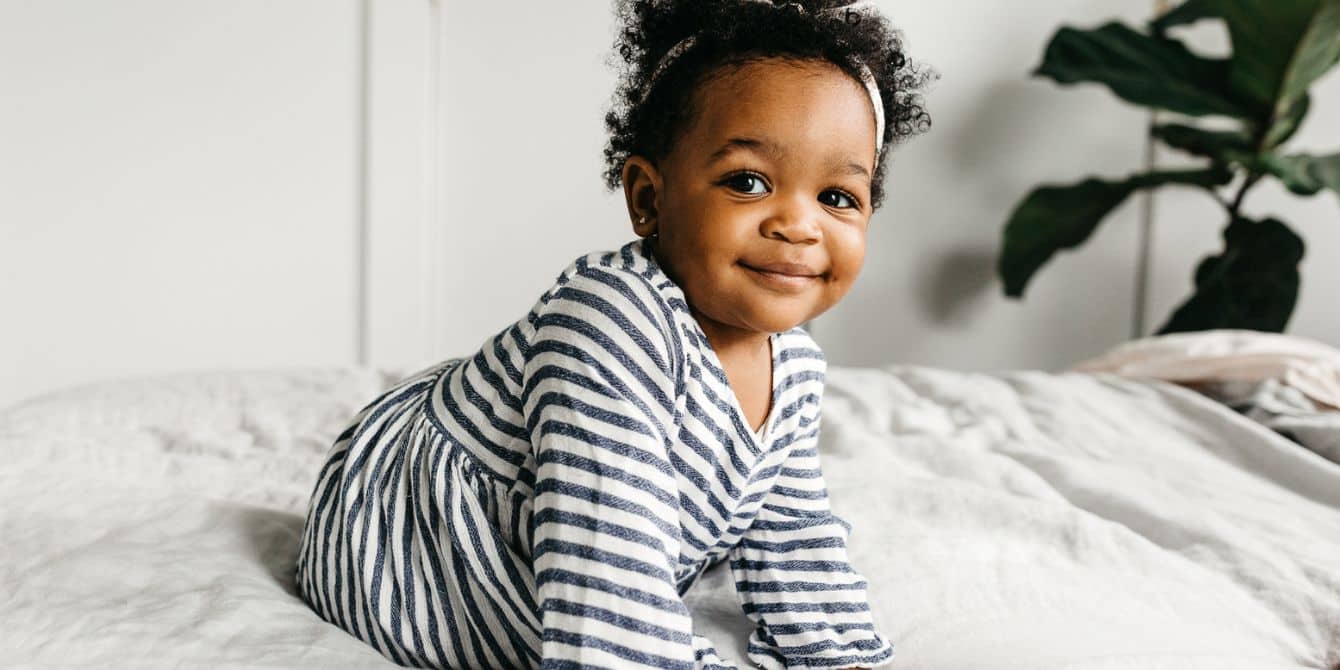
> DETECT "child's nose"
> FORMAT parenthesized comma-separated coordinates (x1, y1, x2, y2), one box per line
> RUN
(760, 193, 822, 244)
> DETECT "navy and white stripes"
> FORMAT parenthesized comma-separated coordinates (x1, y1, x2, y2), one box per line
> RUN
(295, 237, 894, 669)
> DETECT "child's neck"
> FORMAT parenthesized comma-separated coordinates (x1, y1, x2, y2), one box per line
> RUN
(692, 308, 774, 433)
(691, 310, 771, 362)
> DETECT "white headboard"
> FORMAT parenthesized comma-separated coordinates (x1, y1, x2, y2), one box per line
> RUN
(0, 0, 453, 408)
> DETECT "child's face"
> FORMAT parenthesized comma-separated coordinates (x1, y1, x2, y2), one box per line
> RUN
(627, 57, 876, 336)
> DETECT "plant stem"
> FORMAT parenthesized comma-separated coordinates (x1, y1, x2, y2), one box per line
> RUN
(1133, 109, 1160, 339)
(1229, 172, 1261, 220)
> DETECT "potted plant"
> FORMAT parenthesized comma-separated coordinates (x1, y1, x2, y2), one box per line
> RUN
(998, 0, 1340, 333)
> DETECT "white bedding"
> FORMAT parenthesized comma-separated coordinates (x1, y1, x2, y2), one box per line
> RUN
(2, 365, 1337, 669)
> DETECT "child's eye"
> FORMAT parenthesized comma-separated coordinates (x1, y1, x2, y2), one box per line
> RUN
(721, 172, 769, 195)
(820, 189, 860, 210)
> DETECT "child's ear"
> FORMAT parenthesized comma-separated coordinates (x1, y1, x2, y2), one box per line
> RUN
(621, 155, 662, 238)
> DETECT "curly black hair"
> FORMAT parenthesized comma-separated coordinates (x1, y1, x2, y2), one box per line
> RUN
(602, 0, 935, 211)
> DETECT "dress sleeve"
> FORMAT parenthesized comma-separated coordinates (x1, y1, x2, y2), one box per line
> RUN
(727, 383, 895, 670)
(521, 264, 737, 670)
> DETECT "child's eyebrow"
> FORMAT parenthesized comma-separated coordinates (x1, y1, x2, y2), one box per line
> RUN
(706, 136, 870, 180)
(706, 136, 778, 164)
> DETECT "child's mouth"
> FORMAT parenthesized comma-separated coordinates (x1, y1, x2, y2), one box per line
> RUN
(739, 261, 821, 290)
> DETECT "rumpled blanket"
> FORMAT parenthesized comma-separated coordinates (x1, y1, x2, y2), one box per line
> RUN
(2, 365, 1337, 669)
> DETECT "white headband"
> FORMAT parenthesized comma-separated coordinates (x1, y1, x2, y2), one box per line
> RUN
(639, 0, 886, 158)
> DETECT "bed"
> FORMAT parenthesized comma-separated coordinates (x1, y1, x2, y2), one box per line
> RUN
(3, 339, 1338, 669)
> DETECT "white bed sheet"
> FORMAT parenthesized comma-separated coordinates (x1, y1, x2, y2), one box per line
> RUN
(1, 365, 1336, 669)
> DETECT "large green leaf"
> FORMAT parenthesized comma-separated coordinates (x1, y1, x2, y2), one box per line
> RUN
(1263, 93, 1311, 149)
(1149, 0, 1217, 31)
(1275, 0, 1340, 121)
(1034, 22, 1250, 119)
(1149, 0, 1219, 32)
(1151, 0, 1340, 124)
(1157, 217, 1304, 334)
(1262, 152, 1340, 196)
(1152, 123, 1254, 159)
(1000, 167, 1233, 297)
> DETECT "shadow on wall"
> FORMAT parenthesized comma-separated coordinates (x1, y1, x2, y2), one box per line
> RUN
(910, 75, 1130, 328)
(917, 245, 997, 327)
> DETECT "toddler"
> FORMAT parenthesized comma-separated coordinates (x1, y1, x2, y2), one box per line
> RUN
(295, 0, 932, 668)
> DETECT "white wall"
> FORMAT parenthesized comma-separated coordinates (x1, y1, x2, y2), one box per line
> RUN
(0, 0, 450, 410)
(3, 0, 1337, 409)
(435, 0, 632, 360)
(0, 0, 364, 409)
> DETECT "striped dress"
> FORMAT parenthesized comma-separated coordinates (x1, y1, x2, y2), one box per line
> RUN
(295, 237, 895, 670)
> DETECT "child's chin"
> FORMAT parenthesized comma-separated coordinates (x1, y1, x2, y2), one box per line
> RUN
(751, 311, 813, 334)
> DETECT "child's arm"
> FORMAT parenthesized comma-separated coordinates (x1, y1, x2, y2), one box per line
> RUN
(727, 384, 895, 670)
(522, 265, 735, 670)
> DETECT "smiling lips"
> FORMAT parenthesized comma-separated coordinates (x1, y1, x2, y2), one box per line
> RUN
(740, 260, 823, 289)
